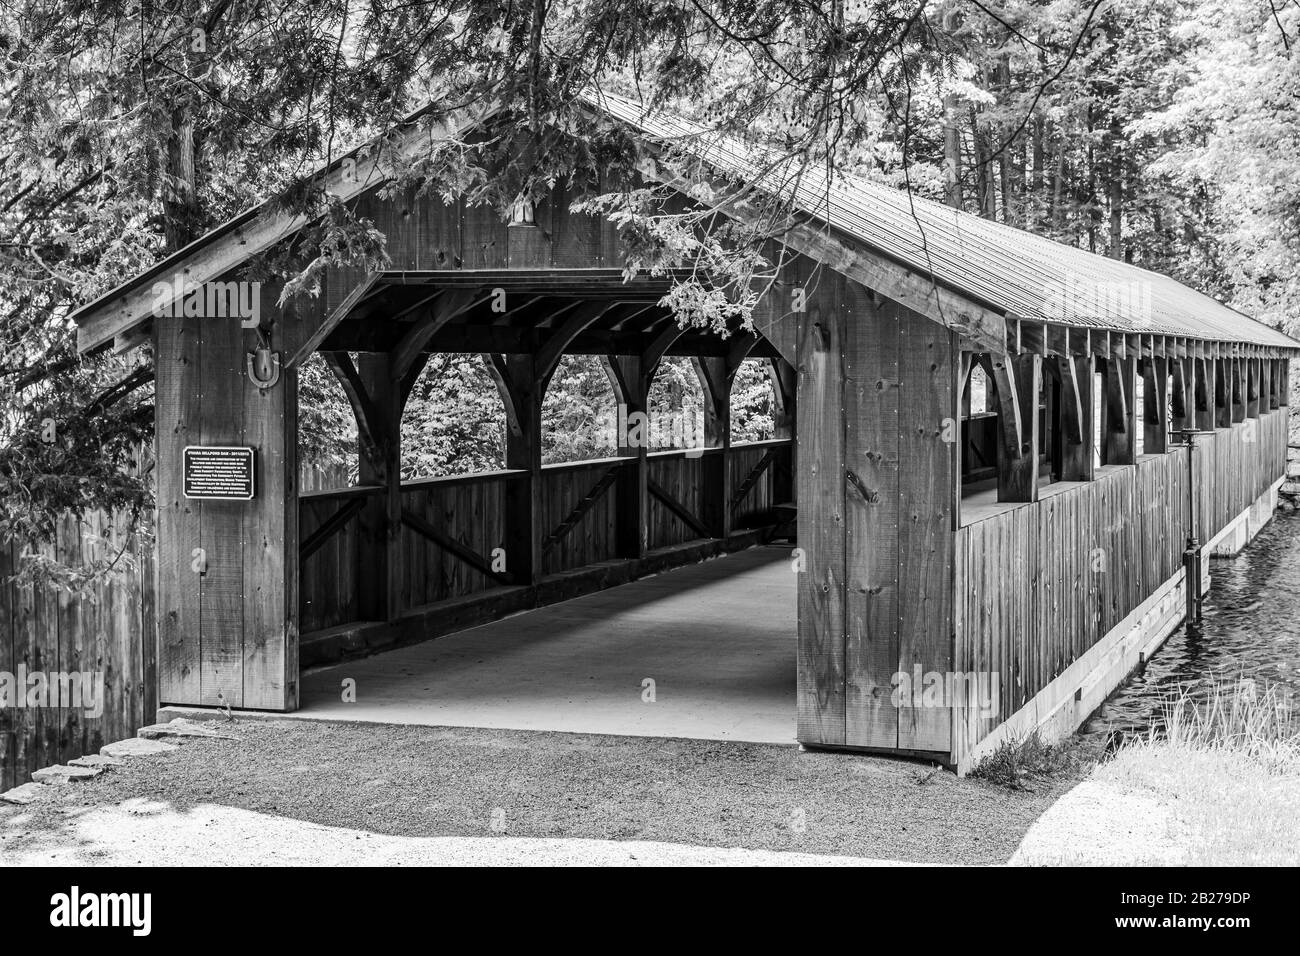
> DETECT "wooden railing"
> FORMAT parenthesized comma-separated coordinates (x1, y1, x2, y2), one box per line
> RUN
(299, 439, 793, 633)
(953, 409, 1287, 750)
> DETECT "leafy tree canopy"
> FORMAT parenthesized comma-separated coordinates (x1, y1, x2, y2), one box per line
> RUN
(3, 0, 1296, 582)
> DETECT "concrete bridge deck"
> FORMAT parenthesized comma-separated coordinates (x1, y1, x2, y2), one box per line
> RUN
(295, 546, 797, 744)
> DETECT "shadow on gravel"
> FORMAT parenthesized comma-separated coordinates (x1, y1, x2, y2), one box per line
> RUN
(0, 720, 1093, 865)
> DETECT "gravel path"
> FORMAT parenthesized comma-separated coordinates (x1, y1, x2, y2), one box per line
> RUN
(0, 719, 1079, 866)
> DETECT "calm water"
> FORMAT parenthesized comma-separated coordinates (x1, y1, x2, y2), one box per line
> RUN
(1083, 509, 1300, 742)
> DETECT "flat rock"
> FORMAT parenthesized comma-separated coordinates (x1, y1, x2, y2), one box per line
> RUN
(137, 718, 239, 741)
(32, 764, 103, 784)
(101, 737, 179, 759)
(68, 753, 123, 768)
(0, 782, 48, 805)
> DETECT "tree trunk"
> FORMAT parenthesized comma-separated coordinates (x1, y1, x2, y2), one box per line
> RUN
(1108, 116, 1123, 260)
(943, 94, 963, 209)
(164, 107, 200, 253)
(1052, 143, 1066, 234)
(1032, 117, 1044, 227)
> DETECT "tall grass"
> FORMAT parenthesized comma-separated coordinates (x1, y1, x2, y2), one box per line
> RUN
(1102, 678, 1300, 865)
(1140, 678, 1300, 772)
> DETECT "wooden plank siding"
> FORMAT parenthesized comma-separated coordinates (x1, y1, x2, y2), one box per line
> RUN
(952, 408, 1287, 759)
(152, 279, 304, 711)
(728, 440, 788, 527)
(843, 283, 899, 750)
(297, 442, 791, 632)
(798, 273, 956, 756)
(0, 512, 157, 791)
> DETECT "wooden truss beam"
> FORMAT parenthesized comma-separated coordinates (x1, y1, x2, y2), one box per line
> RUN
(992, 352, 1041, 502)
(401, 509, 513, 586)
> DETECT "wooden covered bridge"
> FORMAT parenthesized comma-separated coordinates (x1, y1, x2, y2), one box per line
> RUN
(70, 92, 1299, 772)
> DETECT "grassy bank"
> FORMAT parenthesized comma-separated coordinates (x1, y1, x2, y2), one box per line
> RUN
(1099, 680, 1299, 865)
(1014, 680, 1300, 865)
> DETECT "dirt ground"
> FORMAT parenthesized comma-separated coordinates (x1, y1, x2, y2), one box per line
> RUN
(0, 719, 1086, 866)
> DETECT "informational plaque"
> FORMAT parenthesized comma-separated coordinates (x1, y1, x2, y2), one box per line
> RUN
(183, 446, 256, 500)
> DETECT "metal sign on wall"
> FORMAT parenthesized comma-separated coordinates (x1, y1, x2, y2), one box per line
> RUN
(183, 446, 256, 500)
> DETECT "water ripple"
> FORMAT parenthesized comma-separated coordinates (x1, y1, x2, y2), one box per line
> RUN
(1083, 509, 1300, 741)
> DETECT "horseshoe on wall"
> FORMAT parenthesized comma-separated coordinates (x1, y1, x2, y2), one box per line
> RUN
(247, 346, 281, 390)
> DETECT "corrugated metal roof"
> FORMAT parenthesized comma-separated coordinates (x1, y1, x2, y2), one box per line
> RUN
(588, 89, 1300, 351)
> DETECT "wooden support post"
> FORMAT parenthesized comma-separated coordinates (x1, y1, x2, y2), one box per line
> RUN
(355, 353, 403, 622)
(1282, 358, 1292, 406)
(1263, 358, 1275, 411)
(1213, 356, 1230, 427)
(605, 354, 649, 559)
(1170, 358, 1187, 432)
(1101, 355, 1137, 465)
(992, 352, 1041, 502)
(768, 357, 797, 505)
(1059, 355, 1094, 481)
(1142, 357, 1169, 454)
(694, 356, 732, 538)
(501, 355, 544, 585)
(1172, 357, 1196, 434)
(490, 301, 623, 583)
(1044, 362, 1060, 479)
(1196, 356, 1215, 431)
(1246, 357, 1261, 418)
(1229, 356, 1243, 422)
(154, 281, 301, 711)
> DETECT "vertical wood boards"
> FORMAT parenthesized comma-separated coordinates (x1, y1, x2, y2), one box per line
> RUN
(153, 281, 301, 711)
(950, 407, 1289, 759)
(843, 281, 898, 750)
(461, 200, 509, 270)
(795, 272, 956, 755)
(198, 312, 245, 706)
(795, 260, 847, 746)
(342, 175, 616, 279)
(155, 314, 202, 704)
(297, 443, 780, 628)
(418, 194, 464, 270)
(550, 176, 602, 268)
(894, 306, 955, 753)
(596, 169, 627, 269)
(57, 512, 88, 756)
(0, 542, 17, 789)
(0, 509, 157, 790)
(241, 284, 303, 710)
